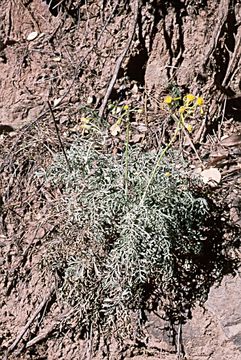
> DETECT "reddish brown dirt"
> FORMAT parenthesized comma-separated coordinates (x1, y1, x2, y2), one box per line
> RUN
(1, 1, 241, 359)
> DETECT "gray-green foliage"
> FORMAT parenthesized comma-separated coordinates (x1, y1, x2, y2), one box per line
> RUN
(45, 138, 209, 336)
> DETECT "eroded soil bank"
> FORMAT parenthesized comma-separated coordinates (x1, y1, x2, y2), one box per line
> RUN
(1, 1, 241, 359)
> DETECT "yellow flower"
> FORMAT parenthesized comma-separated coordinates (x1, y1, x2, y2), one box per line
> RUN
(186, 94, 196, 101)
(123, 105, 129, 111)
(196, 97, 204, 106)
(164, 95, 173, 104)
(184, 94, 196, 104)
(81, 117, 91, 124)
(186, 124, 193, 133)
(179, 106, 186, 114)
(165, 171, 171, 177)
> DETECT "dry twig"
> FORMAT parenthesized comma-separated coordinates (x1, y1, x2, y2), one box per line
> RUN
(47, 101, 71, 171)
(54, 0, 120, 108)
(4, 287, 55, 360)
(25, 309, 74, 348)
(98, 0, 139, 118)
(182, 127, 203, 164)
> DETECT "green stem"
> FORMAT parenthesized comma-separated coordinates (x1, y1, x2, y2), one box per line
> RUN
(140, 118, 181, 206)
(124, 113, 130, 197)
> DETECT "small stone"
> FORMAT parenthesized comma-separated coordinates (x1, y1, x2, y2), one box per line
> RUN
(200, 167, 221, 186)
(53, 98, 62, 107)
(87, 96, 95, 105)
(131, 84, 139, 94)
(52, 56, 61, 62)
(27, 32, 39, 41)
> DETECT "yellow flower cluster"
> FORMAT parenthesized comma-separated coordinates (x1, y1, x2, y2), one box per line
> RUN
(163, 93, 204, 133)
(164, 93, 204, 108)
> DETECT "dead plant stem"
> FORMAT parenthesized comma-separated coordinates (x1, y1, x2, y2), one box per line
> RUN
(47, 101, 71, 171)
(98, 0, 139, 118)
(4, 287, 55, 359)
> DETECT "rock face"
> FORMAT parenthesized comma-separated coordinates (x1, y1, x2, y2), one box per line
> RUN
(144, 275, 241, 360)
(181, 275, 241, 360)
(206, 275, 241, 351)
